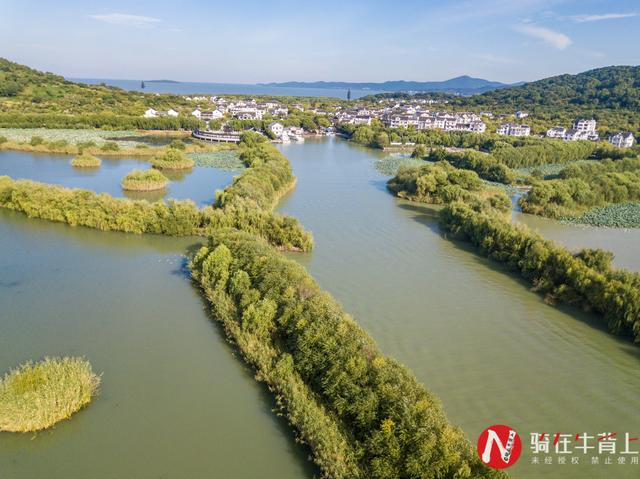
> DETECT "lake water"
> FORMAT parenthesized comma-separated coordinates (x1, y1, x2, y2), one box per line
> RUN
(276, 138, 640, 479)
(71, 78, 381, 99)
(0, 151, 237, 207)
(1, 139, 639, 478)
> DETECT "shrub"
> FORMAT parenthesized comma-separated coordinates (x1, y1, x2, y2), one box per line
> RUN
(519, 159, 640, 218)
(0, 136, 8, 145)
(29, 135, 44, 146)
(169, 139, 186, 150)
(70, 153, 101, 168)
(427, 149, 517, 184)
(411, 144, 428, 158)
(77, 140, 97, 150)
(121, 169, 169, 191)
(100, 141, 120, 152)
(0, 357, 100, 432)
(387, 161, 510, 211)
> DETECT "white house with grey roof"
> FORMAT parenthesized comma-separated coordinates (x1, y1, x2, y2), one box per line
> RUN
(608, 132, 635, 148)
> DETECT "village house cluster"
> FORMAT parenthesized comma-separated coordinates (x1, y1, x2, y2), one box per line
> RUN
(546, 118, 600, 141)
(142, 96, 636, 149)
(333, 99, 487, 133)
(190, 96, 291, 121)
(142, 96, 293, 121)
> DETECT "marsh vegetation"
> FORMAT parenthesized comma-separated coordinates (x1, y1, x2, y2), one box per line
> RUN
(0, 357, 100, 433)
(121, 169, 169, 191)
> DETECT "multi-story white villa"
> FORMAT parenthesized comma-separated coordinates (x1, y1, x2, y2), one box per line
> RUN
(546, 126, 567, 138)
(573, 118, 597, 132)
(608, 132, 635, 148)
(497, 123, 530, 137)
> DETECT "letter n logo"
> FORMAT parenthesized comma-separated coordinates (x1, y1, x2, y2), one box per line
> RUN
(477, 424, 522, 469)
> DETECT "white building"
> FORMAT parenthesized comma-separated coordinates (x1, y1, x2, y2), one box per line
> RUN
(191, 108, 201, 119)
(515, 111, 529, 119)
(497, 122, 530, 137)
(573, 118, 597, 132)
(468, 121, 487, 133)
(546, 126, 567, 138)
(353, 115, 373, 126)
(207, 110, 224, 120)
(269, 122, 284, 138)
(143, 108, 158, 118)
(166, 109, 179, 117)
(608, 132, 635, 148)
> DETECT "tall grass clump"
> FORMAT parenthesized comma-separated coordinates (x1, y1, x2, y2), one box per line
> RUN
(0, 357, 100, 432)
(150, 147, 194, 170)
(121, 169, 169, 191)
(70, 153, 101, 168)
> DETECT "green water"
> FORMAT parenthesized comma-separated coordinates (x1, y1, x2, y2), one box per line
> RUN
(0, 212, 315, 478)
(277, 138, 640, 479)
(1, 139, 639, 478)
(0, 150, 236, 207)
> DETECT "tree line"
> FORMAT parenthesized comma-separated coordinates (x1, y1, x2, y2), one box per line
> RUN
(190, 228, 505, 479)
(439, 201, 640, 343)
(386, 161, 640, 345)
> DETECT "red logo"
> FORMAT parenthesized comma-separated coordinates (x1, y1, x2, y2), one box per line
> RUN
(477, 424, 522, 469)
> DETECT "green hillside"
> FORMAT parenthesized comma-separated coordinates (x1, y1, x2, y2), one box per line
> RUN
(0, 58, 202, 129)
(0, 58, 200, 115)
(456, 66, 640, 110)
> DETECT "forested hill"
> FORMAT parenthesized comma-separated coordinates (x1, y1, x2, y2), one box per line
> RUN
(0, 58, 193, 116)
(452, 66, 640, 111)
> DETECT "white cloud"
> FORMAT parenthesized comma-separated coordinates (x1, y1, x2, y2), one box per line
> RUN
(89, 13, 161, 27)
(514, 24, 572, 49)
(568, 13, 638, 23)
(474, 53, 519, 64)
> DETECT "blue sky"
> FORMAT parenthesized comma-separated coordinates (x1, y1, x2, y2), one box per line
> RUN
(1, 0, 639, 83)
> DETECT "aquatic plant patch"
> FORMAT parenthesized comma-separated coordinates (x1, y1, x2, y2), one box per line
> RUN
(189, 151, 245, 171)
(374, 155, 424, 176)
(562, 203, 640, 228)
(0, 128, 143, 149)
(0, 357, 100, 432)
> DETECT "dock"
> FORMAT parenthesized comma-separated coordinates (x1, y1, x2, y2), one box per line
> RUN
(192, 129, 242, 143)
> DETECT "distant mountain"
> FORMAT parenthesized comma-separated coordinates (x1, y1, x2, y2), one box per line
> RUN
(146, 79, 181, 83)
(260, 76, 514, 95)
(452, 66, 640, 110)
